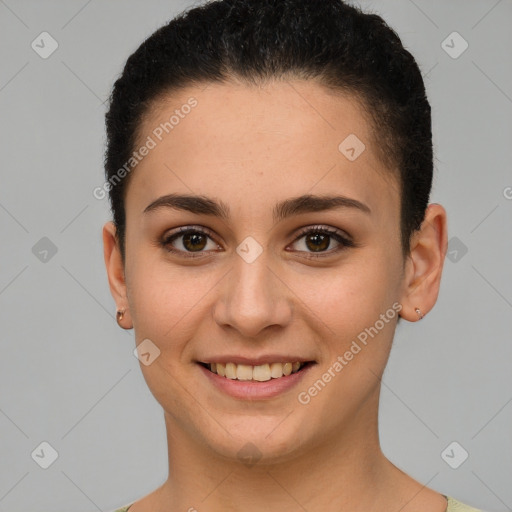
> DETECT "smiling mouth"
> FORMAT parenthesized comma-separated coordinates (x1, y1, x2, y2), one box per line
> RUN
(198, 361, 315, 381)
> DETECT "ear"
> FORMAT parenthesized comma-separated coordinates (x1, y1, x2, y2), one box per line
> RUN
(399, 203, 448, 322)
(103, 221, 133, 329)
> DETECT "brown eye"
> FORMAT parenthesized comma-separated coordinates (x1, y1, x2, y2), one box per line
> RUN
(303, 232, 331, 252)
(181, 232, 208, 252)
(289, 226, 354, 258)
(160, 227, 219, 258)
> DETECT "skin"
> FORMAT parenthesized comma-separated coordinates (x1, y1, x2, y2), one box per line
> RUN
(103, 78, 448, 512)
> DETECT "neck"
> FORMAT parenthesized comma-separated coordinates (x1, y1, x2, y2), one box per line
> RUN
(153, 390, 407, 512)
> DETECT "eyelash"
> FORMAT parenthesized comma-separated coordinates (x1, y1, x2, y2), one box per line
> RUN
(159, 225, 355, 260)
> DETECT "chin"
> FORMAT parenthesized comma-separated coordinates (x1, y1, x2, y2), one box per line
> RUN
(201, 418, 311, 466)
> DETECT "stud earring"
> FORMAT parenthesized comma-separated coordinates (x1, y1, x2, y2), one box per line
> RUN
(415, 307, 424, 320)
(116, 308, 125, 326)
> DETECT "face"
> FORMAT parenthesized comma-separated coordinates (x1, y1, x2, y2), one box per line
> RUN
(108, 79, 410, 463)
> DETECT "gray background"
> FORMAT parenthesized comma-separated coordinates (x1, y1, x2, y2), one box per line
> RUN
(0, 0, 511, 511)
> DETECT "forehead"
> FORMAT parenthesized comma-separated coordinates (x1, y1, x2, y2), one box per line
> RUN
(129, 79, 399, 219)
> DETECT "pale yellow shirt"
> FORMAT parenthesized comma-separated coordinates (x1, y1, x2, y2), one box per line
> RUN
(109, 494, 484, 511)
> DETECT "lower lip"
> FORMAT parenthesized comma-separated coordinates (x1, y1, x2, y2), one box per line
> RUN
(198, 363, 315, 400)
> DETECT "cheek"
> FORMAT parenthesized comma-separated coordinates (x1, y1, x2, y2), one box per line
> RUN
(291, 254, 402, 387)
(293, 251, 400, 328)
(127, 254, 220, 341)
(292, 258, 401, 411)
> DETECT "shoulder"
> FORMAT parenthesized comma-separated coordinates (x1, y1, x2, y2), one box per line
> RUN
(445, 495, 485, 512)
(107, 504, 135, 512)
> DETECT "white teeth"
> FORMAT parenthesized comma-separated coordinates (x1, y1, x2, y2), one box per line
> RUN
(236, 364, 253, 381)
(225, 362, 237, 379)
(216, 363, 226, 377)
(205, 361, 306, 380)
(253, 364, 271, 382)
(270, 362, 283, 378)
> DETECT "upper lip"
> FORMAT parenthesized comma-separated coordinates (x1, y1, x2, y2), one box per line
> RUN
(197, 355, 316, 366)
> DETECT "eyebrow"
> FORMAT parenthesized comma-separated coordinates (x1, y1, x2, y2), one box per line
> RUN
(143, 193, 371, 223)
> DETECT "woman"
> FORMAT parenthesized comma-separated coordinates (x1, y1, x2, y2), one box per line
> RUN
(102, 0, 483, 510)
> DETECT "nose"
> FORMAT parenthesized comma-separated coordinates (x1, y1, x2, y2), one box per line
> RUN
(213, 248, 293, 338)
